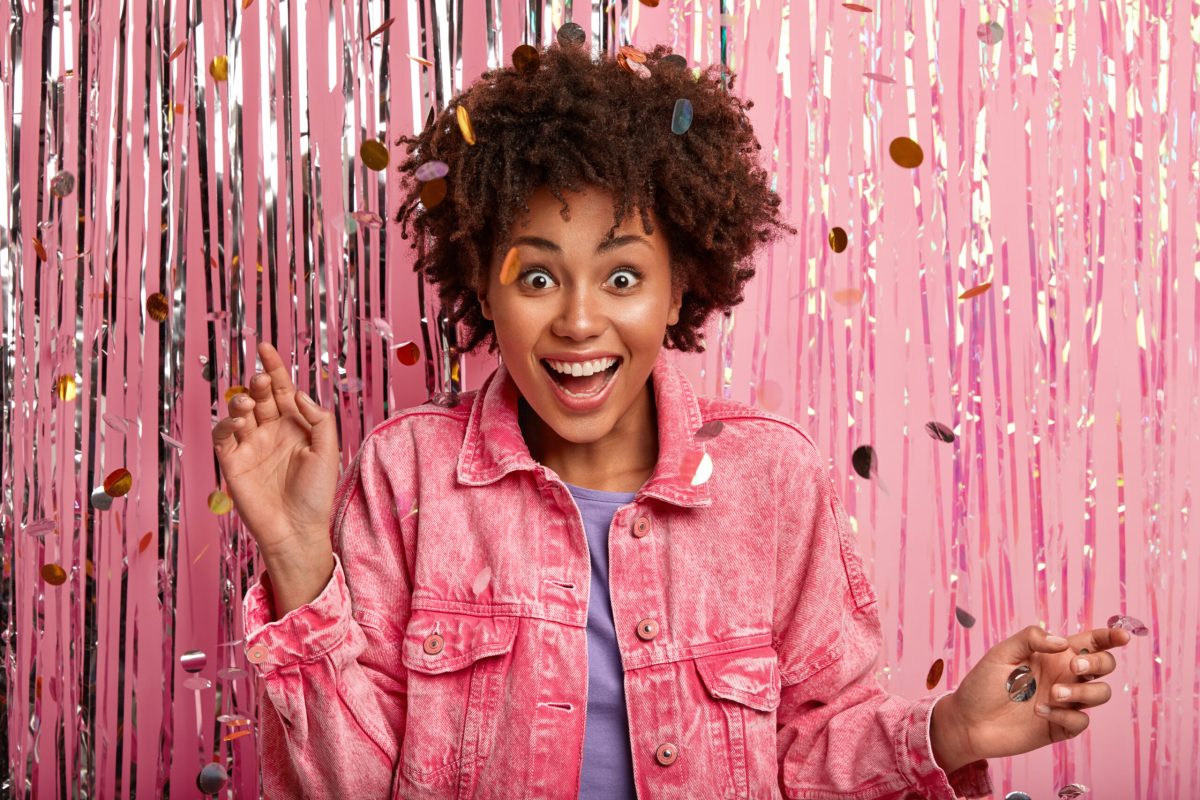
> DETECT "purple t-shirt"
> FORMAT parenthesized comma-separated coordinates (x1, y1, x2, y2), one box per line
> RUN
(565, 481, 640, 800)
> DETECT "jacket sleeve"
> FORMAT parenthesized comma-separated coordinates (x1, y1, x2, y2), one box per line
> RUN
(773, 439, 994, 800)
(241, 431, 412, 799)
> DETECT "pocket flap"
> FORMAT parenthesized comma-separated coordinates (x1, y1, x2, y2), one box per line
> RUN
(695, 645, 781, 712)
(401, 609, 518, 674)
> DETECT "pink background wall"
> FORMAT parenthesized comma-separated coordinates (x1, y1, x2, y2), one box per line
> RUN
(2, 0, 1196, 797)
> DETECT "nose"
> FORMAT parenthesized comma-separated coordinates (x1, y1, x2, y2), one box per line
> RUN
(550, 285, 607, 340)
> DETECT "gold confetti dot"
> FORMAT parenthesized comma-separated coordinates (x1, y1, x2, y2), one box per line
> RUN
(456, 105, 476, 145)
(512, 44, 540, 74)
(85, 559, 94, 577)
(888, 136, 924, 168)
(241, 0, 254, 8)
(146, 292, 170, 322)
(173, 102, 184, 115)
(42, 564, 68, 586)
(359, 140, 390, 171)
(618, 45, 647, 63)
(103, 468, 133, 498)
(828, 227, 848, 253)
(958, 282, 992, 300)
(224, 385, 249, 403)
(420, 177, 447, 209)
(639, 0, 660, 6)
(831, 287, 863, 305)
(925, 658, 944, 690)
(499, 246, 522, 286)
(396, 341, 421, 366)
(55, 374, 78, 402)
(208, 489, 233, 515)
(209, 55, 229, 82)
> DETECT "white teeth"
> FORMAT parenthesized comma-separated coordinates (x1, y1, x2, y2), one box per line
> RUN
(545, 356, 617, 376)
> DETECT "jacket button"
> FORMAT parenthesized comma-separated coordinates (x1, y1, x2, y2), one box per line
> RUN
(246, 644, 268, 664)
(636, 619, 658, 640)
(654, 743, 679, 765)
(423, 634, 444, 655)
(633, 516, 651, 537)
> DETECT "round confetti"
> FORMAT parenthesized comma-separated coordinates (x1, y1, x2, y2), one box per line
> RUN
(618, 45, 648, 63)
(831, 288, 863, 305)
(41, 563, 68, 586)
(888, 136, 924, 168)
(50, 171, 76, 198)
(625, 60, 652, 79)
(1006, 665, 1037, 702)
(208, 55, 229, 81)
(694, 420, 724, 441)
(455, 105, 476, 145)
(851, 445, 876, 479)
(90, 486, 113, 511)
(556, 22, 586, 47)
(512, 44, 540, 74)
(925, 658, 944, 690)
(415, 160, 449, 181)
(1057, 784, 1089, 799)
(977, 21, 1004, 45)
(1006, 793, 1033, 800)
(359, 140, 389, 171)
(184, 676, 213, 691)
(55, 374, 78, 402)
(679, 450, 713, 486)
(671, 98, 693, 135)
(246, 644, 269, 664)
(925, 421, 956, 443)
(181, 649, 208, 673)
(217, 666, 248, 680)
(1107, 614, 1149, 636)
(208, 489, 233, 515)
(146, 292, 170, 321)
(958, 282, 992, 300)
(658, 54, 688, 70)
(31, 237, 47, 261)
(639, 0, 660, 6)
(139, 531, 154, 552)
(499, 246, 522, 286)
(196, 762, 229, 795)
(828, 226, 848, 252)
(420, 177, 448, 209)
(224, 385, 249, 403)
(955, 606, 976, 628)
(352, 210, 384, 228)
(103, 468, 133, 498)
(396, 341, 421, 366)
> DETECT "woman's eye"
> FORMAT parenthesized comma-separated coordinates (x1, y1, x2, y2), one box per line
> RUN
(518, 268, 554, 290)
(517, 267, 643, 291)
(609, 268, 643, 290)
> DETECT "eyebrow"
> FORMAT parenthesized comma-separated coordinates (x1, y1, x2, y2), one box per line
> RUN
(510, 234, 651, 255)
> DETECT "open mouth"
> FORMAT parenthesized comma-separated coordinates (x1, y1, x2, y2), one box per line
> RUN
(540, 357, 622, 398)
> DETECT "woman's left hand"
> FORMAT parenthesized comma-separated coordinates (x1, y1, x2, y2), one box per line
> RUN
(942, 624, 1135, 763)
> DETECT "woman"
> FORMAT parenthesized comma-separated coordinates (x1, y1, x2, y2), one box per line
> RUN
(211, 39, 1130, 800)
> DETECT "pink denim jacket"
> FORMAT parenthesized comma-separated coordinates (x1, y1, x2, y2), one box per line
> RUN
(242, 350, 995, 799)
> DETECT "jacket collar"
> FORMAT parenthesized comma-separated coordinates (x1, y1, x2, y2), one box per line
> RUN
(457, 349, 712, 508)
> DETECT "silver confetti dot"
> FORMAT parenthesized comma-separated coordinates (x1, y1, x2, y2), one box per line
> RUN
(90, 486, 113, 511)
(955, 606, 976, 628)
(977, 21, 1004, 45)
(196, 762, 229, 795)
(1006, 665, 1037, 702)
(556, 22, 585, 47)
(1005, 793, 1032, 800)
(180, 649, 208, 673)
(50, 171, 76, 198)
(1107, 614, 1149, 636)
(1057, 783, 1090, 799)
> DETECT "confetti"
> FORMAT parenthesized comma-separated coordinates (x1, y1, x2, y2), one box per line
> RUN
(31, 237, 47, 261)
(103, 468, 132, 498)
(196, 762, 228, 795)
(41, 564, 68, 586)
(180, 650, 208, 673)
(420, 177, 447, 209)
(958, 282, 992, 300)
(1057, 784, 1089, 799)
(208, 55, 229, 82)
(407, 54, 434, 68)
(639, 0, 661, 6)
(217, 667, 248, 680)
(55, 374, 78, 402)
(221, 729, 252, 742)
(512, 44, 540, 74)
(851, 445, 877, 479)
(167, 41, 187, 62)
(224, 385, 249, 403)
(658, 54, 688, 70)
(977, 21, 1004, 45)
(359, 140, 389, 171)
(678, 449, 712, 486)
(1005, 793, 1033, 800)
(415, 160, 449, 181)
(208, 489, 233, 515)
(456, 105, 476, 145)
(351, 210, 384, 228)
(1006, 665, 1037, 702)
(925, 421, 956, 443)
(183, 676, 212, 691)
(139, 532, 153, 552)
(925, 658, 944, 690)
(671, 99, 693, 134)
(368, 18, 395, 40)
(90, 486, 113, 510)
(1107, 614, 1149, 636)
(50, 171, 76, 198)
(955, 606, 976, 628)
(831, 288, 863, 305)
(556, 22, 586, 47)
(888, 136, 924, 168)
(499, 246, 522, 286)
(693, 420, 724, 441)
(828, 226, 848, 252)
(863, 72, 896, 83)
(396, 341, 421, 366)
(618, 45, 647, 63)
(842, 3, 873, 10)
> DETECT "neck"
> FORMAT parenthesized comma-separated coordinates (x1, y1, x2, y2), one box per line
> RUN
(519, 379, 659, 493)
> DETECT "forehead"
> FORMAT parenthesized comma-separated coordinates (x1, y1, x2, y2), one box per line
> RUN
(515, 185, 658, 239)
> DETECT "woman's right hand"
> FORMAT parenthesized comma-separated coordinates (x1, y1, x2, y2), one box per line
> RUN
(211, 342, 340, 564)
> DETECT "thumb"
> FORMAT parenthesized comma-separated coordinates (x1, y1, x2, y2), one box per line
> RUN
(295, 391, 337, 456)
(1005, 625, 1071, 662)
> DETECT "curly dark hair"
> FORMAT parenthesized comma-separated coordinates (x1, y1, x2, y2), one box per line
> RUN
(393, 39, 796, 355)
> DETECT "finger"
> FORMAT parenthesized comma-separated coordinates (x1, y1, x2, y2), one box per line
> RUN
(212, 416, 244, 457)
(228, 392, 258, 438)
(1069, 626, 1133, 655)
(1035, 703, 1091, 740)
(258, 341, 302, 418)
(1069, 649, 1117, 680)
(248, 372, 282, 424)
(294, 390, 337, 457)
(1049, 681, 1112, 710)
(1009, 625, 1072, 662)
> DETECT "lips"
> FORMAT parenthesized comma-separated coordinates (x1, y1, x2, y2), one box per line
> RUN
(540, 357, 623, 411)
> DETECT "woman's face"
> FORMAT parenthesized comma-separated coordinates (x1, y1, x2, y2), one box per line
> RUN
(477, 184, 683, 451)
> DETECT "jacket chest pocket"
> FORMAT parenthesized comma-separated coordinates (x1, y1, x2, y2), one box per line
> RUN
(694, 645, 782, 800)
(397, 609, 519, 796)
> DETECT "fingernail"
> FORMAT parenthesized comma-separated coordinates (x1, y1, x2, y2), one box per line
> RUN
(1053, 686, 1071, 700)
(1047, 635, 1068, 647)
(1036, 704, 1051, 715)
(1075, 658, 1088, 673)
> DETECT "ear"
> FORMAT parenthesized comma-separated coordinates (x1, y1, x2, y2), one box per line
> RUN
(667, 282, 684, 327)
(477, 288, 493, 321)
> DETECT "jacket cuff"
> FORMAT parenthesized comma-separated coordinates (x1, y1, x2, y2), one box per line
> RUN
(241, 553, 351, 675)
(895, 692, 995, 799)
